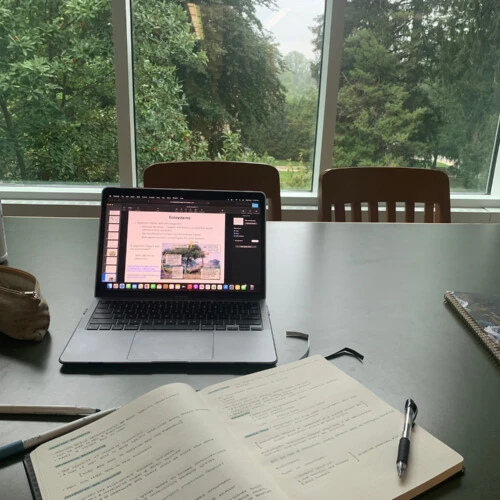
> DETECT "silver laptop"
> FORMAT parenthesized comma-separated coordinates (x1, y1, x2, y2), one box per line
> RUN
(59, 187, 277, 365)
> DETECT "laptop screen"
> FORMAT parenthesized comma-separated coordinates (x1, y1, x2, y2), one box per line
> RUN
(95, 187, 266, 298)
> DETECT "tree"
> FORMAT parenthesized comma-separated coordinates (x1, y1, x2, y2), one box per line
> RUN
(311, 0, 500, 191)
(0, 0, 118, 182)
(132, 0, 210, 176)
(175, 0, 286, 158)
(430, 0, 500, 189)
(280, 51, 316, 99)
(333, 28, 428, 167)
(246, 51, 318, 164)
(0, 0, 287, 182)
(163, 244, 205, 271)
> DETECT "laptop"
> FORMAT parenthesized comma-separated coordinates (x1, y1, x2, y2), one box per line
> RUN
(59, 187, 277, 365)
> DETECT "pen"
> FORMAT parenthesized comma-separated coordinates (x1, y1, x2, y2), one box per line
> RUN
(0, 407, 119, 461)
(0, 405, 101, 416)
(396, 398, 418, 477)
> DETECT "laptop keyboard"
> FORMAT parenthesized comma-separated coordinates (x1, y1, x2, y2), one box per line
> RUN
(86, 300, 263, 332)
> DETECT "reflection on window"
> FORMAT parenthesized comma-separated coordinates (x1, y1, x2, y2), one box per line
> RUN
(329, 0, 499, 193)
(132, 0, 324, 192)
(0, 0, 117, 184)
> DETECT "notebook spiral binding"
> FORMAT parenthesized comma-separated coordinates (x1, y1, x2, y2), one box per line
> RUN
(23, 455, 42, 500)
(444, 291, 500, 365)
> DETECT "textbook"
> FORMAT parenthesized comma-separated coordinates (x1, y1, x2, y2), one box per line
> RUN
(24, 356, 463, 500)
(445, 291, 500, 364)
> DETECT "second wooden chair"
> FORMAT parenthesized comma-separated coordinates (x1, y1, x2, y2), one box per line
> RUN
(143, 161, 282, 221)
(318, 167, 451, 223)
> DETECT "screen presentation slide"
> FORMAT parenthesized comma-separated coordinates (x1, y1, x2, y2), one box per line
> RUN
(124, 211, 226, 283)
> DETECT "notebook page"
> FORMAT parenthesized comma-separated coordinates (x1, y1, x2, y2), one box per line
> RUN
(200, 356, 463, 500)
(29, 383, 288, 500)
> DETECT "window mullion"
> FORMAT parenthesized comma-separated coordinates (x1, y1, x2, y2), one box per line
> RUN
(312, 0, 347, 196)
(111, 0, 137, 188)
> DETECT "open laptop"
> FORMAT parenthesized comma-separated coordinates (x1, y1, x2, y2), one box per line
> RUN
(59, 187, 277, 365)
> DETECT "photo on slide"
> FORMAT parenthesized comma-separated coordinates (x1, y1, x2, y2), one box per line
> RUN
(161, 243, 221, 280)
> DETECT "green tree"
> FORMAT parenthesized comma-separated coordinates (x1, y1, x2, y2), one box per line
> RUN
(312, 0, 500, 191)
(280, 51, 316, 99)
(0, 0, 118, 182)
(430, 0, 500, 189)
(132, 0, 209, 175)
(324, 1, 437, 168)
(176, 0, 286, 158)
(333, 28, 428, 167)
(163, 244, 205, 270)
(0, 0, 289, 184)
(247, 51, 318, 165)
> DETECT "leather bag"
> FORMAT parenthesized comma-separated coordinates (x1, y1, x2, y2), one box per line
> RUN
(0, 266, 50, 341)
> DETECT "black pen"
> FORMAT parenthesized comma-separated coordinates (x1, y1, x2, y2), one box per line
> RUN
(396, 398, 418, 477)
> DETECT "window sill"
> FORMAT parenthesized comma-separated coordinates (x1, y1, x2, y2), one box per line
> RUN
(3, 197, 500, 223)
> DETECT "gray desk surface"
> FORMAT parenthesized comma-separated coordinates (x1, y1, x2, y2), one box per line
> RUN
(1, 218, 499, 499)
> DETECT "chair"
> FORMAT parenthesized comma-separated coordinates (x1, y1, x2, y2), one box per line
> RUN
(143, 161, 282, 221)
(318, 167, 451, 223)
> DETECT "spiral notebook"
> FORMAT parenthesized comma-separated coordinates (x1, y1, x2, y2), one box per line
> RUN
(444, 291, 500, 364)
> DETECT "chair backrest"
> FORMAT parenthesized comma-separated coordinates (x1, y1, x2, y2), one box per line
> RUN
(143, 161, 282, 221)
(318, 167, 451, 223)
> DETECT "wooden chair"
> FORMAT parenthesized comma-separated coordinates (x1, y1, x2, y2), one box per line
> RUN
(318, 167, 451, 223)
(143, 161, 282, 221)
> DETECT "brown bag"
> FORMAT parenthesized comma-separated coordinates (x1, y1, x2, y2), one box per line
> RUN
(0, 266, 50, 341)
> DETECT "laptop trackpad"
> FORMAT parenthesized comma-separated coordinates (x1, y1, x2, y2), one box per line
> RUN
(128, 332, 214, 361)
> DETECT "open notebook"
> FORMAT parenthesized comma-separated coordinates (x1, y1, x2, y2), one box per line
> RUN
(25, 356, 463, 500)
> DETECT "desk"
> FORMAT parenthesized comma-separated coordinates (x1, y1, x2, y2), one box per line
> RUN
(1, 218, 499, 499)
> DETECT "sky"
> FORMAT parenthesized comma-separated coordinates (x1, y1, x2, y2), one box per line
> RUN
(255, 0, 325, 61)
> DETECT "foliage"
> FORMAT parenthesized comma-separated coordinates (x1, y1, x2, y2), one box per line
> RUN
(318, 0, 500, 191)
(333, 29, 428, 167)
(132, 0, 210, 178)
(174, 0, 286, 158)
(1, 0, 499, 194)
(430, 0, 500, 190)
(246, 51, 318, 166)
(0, 0, 285, 182)
(216, 130, 276, 167)
(163, 244, 205, 268)
(0, 0, 118, 182)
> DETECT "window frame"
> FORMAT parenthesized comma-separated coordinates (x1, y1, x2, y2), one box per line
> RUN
(2, 0, 500, 219)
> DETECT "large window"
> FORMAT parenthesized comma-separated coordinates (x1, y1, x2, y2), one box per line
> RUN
(132, 0, 323, 192)
(1, 0, 500, 208)
(0, 0, 118, 184)
(331, 0, 500, 193)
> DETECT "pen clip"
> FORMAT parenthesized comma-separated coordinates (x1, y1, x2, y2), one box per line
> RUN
(405, 398, 418, 426)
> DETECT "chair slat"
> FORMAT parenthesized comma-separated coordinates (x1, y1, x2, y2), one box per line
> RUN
(334, 203, 346, 222)
(368, 202, 379, 222)
(386, 201, 396, 222)
(351, 202, 362, 222)
(435, 205, 442, 223)
(424, 202, 434, 223)
(405, 201, 415, 222)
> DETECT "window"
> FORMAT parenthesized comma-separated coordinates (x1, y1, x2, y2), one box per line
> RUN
(132, 0, 324, 192)
(0, 0, 118, 184)
(331, 0, 500, 194)
(1, 0, 500, 216)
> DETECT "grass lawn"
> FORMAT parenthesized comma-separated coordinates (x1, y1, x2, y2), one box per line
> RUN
(277, 165, 312, 191)
(274, 161, 477, 193)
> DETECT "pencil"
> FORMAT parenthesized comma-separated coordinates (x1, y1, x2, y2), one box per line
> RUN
(0, 405, 101, 416)
(0, 407, 119, 461)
